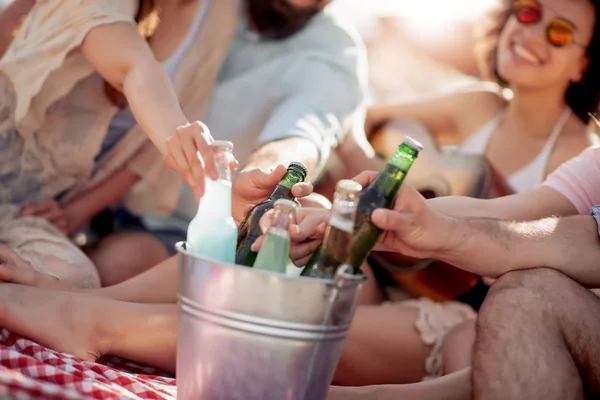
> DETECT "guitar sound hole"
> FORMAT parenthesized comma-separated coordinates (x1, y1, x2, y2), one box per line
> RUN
(420, 189, 437, 199)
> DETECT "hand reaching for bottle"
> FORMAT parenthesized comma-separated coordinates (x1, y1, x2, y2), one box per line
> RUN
(232, 165, 314, 223)
(352, 170, 456, 260)
(162, 121, 239, 201)
(253, 207, 329, 267)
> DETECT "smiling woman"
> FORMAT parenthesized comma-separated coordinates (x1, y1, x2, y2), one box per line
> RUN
(477, 0, 600, 124)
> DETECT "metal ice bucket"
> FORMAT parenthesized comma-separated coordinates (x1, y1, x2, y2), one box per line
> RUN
(175, 242, 365, 400)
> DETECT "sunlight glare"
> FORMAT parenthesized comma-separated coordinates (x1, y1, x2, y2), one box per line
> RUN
(334, 0, 500, 38)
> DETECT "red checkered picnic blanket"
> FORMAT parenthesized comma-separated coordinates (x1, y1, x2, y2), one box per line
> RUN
(0, 329, 177, 399)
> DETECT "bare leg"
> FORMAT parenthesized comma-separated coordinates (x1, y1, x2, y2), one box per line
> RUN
(328, 368, 472, 400)
(90, 254, 178, 303)
(87, 232, 170, 286)
(0, 253, 179, 303)
(333, 304, 430, 385)
(0, 283, 178, 373)
(357, 261, 387, 305)
(474, 268, 600, 400)
(442, 319, 476, 374)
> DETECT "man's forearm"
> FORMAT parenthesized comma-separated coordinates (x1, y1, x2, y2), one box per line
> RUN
(439, 215, 600, 287)
(244, 137, 319, 180)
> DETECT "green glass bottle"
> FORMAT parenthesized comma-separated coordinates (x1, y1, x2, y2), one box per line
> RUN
(252, 199, 297, 274)
(236, 162, 308, 266)
(301, 179, 362, 279)
(346, 136, 422, 273)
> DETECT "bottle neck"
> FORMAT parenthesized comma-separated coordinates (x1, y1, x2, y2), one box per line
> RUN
(313, 191, 358, 272)
(215, 151, 232, 182)
(269, 169, 305, 200)
(369, 164, 407, 200)
(196, 150, 233, 218)
(269, 184, 294, 200)
(268, 207, 294, 235)
(387, 144, 418, 172)
(329, 191, 359, 234)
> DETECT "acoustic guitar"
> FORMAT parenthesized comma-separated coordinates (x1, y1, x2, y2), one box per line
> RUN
(314, 119, 513, 301)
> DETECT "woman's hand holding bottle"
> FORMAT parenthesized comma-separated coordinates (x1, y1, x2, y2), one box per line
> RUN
(162, 121, 239, 200)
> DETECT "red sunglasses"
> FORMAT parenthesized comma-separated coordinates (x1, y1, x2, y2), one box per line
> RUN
(513, 0, 585, 48)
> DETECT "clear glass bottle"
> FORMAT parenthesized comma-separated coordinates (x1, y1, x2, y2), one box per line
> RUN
(302, 179, 362, 279)
(252, 199, 297, 274)
(186, 141, 238, 263)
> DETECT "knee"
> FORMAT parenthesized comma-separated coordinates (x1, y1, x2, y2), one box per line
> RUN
(477, 268, 567, 331)
(490, 268, 572, 297)
(92, 233, 168, 263)
(88, 233, 169, 286)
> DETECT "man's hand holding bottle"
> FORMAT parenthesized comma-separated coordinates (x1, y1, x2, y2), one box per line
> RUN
(232, 165, 314, 223)
(253, 170, 458, 267)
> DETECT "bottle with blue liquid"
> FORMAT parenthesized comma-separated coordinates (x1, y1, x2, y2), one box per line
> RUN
(186, 140, 237, 263)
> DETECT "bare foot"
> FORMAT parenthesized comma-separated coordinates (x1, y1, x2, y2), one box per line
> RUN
(0, 283, 108, 361)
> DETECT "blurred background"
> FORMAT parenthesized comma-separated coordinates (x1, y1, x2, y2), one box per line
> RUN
(330, 0, 499, 102)
(0, 0, 499, 101)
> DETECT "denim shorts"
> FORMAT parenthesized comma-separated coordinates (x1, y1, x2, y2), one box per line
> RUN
(89, 208, 186, 256)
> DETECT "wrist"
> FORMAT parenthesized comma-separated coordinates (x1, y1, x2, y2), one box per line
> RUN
(433, 215, 464, 259)
(63, 203, 89, 234)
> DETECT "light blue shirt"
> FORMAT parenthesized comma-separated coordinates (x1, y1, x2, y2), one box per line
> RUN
(143, 6, 368, 230)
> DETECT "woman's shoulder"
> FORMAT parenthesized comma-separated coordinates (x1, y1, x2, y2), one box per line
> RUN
(448, 81, 507, 110)
(443, 81, 507, 140)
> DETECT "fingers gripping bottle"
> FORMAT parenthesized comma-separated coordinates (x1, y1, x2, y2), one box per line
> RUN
(186, 141, 238, 263)
(252, 199, 297, 274)
(236, 162, 308, 266)
(346, 136, 422, 273)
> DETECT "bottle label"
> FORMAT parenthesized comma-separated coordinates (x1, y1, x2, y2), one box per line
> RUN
(329, 215, 353, 233)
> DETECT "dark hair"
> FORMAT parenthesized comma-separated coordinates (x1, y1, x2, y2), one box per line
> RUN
(474, 0, 600, 123)
(247, 0, 327, 40)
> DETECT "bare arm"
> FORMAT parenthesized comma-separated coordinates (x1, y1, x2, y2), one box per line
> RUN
(439, 215, 600, 287)
(243, 137, 319, 179)
(81, 21, 221, 197)
(428, 186, 578, 221)
(81, 23, 187, 154)
(366, 85, 503, 140)
(88, 255, 178, 303)
(0, 0, 34, 58)
(63, 169, 141, 235)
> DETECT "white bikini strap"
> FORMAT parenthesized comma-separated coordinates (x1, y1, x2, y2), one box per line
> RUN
(548, 108, 572, 144)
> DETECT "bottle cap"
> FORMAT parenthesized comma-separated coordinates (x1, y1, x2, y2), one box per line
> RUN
(402, 136, 423, 152)
(274, 199, 297, 212)
(288, 161, 308, 179)
(335, 179, 362, 195)
(209, 140, 234, 151)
